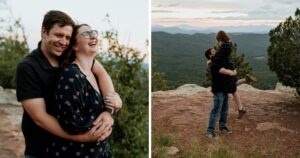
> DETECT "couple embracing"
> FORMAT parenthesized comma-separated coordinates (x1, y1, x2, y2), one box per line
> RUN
(204, 31, 257, 139)
(16, 10, 122, 158)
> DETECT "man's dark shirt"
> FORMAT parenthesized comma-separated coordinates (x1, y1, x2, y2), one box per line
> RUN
(210, 62, 226, 94)
(16, 43, 60, 157)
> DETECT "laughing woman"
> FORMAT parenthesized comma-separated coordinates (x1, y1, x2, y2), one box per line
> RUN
(46, 24, 119, 158)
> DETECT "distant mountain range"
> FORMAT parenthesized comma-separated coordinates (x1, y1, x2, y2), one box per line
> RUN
(152, 31, 277, 89)
(152, 24, 274, 34)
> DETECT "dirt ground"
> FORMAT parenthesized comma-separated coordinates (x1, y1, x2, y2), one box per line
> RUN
(0, 103, 24, 158)
(152, 89, 300, 158)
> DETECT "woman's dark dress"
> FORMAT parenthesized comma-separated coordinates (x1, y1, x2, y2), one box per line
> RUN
(46, 64, 111, 158)
(212, 41, 237, 93)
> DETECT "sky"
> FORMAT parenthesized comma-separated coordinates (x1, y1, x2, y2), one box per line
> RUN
(0, 0, 149, 56)
(152, 0, 300, 27)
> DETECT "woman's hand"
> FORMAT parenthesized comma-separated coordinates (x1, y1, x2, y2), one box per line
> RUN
(88, 112, 114, 141)
(104, 92, 122, 110)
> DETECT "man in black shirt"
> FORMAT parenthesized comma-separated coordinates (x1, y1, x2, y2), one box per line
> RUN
(16, 10, 118, 157)
(205, 48, 237, 139)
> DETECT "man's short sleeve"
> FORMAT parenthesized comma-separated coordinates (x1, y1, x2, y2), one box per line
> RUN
(16, 62, 43, 101)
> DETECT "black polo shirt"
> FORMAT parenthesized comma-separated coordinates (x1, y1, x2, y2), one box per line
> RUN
(16, 42, 61, 157)
(210, 62, 226, 94)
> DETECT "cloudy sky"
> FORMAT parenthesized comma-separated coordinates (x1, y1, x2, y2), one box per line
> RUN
(0, 0, 149, 52)
(152, 0, 300, 27)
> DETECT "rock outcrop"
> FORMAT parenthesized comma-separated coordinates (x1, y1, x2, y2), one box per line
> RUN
(275, 82, 298, 96)
(153, 84, 209, 96)
(0, 86, 24, 158)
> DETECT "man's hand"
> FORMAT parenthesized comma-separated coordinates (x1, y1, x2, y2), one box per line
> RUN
(74, 129, 107, 142)
(206, 60, 212, 66)
(95, 126, 112, 142)
(104, 92, 122, 110)
(219, 68, 237, 76)
(21, 98, 112, 143)
(233, 70, 237, 76)
(88, 112, 114, 141)
(76, 126, 112, 142)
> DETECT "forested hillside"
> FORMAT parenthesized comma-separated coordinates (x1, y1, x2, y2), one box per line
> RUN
(152, 32, 277, 89)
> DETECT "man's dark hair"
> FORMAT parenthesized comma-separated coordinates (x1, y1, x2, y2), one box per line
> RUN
(205, 48, 213, 59)
(59, 24, 90, 67)
(42, 10, 74, 33)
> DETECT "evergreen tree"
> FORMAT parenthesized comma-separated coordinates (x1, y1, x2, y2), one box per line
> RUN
(268, 8, 300, 94)
(0, 18, 29, 88)
(152, 53, 167, 91)
(231, 43, 253, 80)
(96, 30, 148, 157)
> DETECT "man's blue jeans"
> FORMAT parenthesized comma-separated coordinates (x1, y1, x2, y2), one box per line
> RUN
(207, 92, 229, 132)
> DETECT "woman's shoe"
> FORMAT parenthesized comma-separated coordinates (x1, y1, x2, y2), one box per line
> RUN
(245, 74, 257, 83)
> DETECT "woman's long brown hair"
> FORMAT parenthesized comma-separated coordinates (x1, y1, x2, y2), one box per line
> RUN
(216, 30, 231, 42)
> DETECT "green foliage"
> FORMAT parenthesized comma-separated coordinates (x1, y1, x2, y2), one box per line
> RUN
(96, 31, 148, 157)
(152, 71, 168, 91)
(0, 18, 29, 88)
(231, 44, 252, 79)
(268, 8, 300, 94)
(152, 53, 168, 91)
(155, 134, 174, 147)
(152, 132, 174, 158)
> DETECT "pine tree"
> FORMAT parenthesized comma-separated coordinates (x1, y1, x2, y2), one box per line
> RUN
(152, 53, 167, 91)
(231, 43, 252, 80)
(268, 8, 300, 95)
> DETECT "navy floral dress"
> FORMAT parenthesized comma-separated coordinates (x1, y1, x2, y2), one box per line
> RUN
(46, 64, 111, 158)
